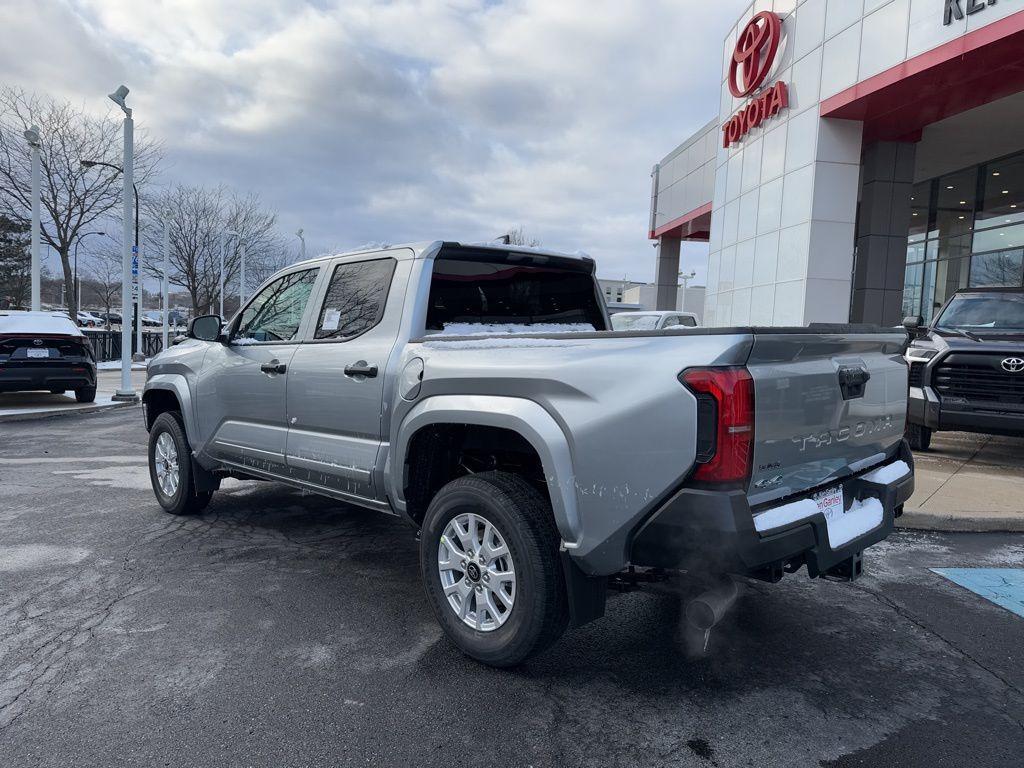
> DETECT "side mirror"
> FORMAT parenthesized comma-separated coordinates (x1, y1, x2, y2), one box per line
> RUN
(188, 314, 223, 342)
(902, 315, 923, 332)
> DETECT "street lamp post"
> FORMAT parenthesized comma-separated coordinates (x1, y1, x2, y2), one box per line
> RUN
(219, 229, 238, 317)
(73, 231, 105, 316)
(162, 211, 171, 351)
(80, 158, 140, 357)
(23, 125, 41, 311)
(239, 237, 247, 306)
(296, 228, 306, 260)
(106, 85, 137, 402)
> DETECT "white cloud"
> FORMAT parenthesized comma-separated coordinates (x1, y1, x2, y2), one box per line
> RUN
(0, 0, 748, 282)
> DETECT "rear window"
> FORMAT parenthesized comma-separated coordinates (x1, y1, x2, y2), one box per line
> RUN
(425, 253, 606, 332)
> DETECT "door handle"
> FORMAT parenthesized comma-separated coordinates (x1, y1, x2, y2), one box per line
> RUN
(344, 361, 378, 378)
(260, 361, 287, 375)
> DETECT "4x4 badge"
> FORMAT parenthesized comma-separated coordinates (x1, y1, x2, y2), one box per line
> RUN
(1002, 357, 1024, 373)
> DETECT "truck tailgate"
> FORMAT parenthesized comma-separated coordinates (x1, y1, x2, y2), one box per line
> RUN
(744, 330, 909, 507)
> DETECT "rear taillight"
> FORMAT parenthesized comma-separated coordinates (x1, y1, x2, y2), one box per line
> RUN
(681, 367, 754, 485)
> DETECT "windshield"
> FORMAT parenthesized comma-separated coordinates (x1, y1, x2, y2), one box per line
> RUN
(611, 314, 660, 331)
(935, 293, 1024, 331)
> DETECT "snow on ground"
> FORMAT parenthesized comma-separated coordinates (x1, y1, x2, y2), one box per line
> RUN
(96, 359, 150, 370)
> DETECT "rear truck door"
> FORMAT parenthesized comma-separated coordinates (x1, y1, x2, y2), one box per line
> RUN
(744, 329, 909, 507)
(284, 253, 406, 502)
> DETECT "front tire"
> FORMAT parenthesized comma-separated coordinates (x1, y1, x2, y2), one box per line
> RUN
(148, 411, 212, 515)
(420, 471, 568, 668)
(907, 423, 932, 451)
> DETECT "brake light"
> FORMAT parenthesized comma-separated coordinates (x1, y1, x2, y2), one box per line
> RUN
(681, 367, 755, 485)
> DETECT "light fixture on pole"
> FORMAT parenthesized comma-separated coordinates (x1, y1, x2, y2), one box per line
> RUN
(296, 228, 306, 260)
(23, 125, 41, 311)
(162, 210, 172, 351)
(107, 84, 137, 402)
(679, 269, 697, 291)
(219, 229, 239, 317)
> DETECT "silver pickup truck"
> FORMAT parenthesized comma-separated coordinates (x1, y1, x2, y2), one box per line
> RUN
(142, 241, 914, 666)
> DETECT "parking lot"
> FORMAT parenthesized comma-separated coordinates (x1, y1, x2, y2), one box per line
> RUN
(2, 407, 1023, 767)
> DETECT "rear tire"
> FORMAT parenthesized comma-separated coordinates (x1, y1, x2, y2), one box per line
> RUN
(148, 411, 212, 515)
(74, 386, 96, 403)
(907, 423, 932, 451)
(420, 471, 568, 668)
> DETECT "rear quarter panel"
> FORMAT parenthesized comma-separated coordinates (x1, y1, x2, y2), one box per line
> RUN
(391, 331, 752, 575)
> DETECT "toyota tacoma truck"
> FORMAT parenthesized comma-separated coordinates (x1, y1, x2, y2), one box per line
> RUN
(904, 287, 1024, 450)
(142, 241, 914, 667)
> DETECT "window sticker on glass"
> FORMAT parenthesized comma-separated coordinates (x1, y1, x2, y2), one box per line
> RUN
(322, 309, 341, 331)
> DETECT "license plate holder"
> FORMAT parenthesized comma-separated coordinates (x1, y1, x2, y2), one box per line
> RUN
(814, 485, 845, 522)
(26, 348, 51, 359)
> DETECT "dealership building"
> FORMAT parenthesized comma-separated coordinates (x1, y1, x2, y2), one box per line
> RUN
(649, 0, 1024, 326)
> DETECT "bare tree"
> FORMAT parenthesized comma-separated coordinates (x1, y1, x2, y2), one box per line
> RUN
(501, 225, 541, 247)
(83, 247, 123, 327)
(0, 87, 161, 320)
(0, 213, 31, 308)
(142, 185, 287, 316)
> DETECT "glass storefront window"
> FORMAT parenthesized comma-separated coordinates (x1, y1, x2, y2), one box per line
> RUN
(977, 154, 1024, 229)
(934, 169, 976, 241)
(908, 182, 931, 243)
(903, 262, 925, 318)
(973, 221, 1024, 253)
(970, 249, 1024, 287)
(901, 149, 1024, 319)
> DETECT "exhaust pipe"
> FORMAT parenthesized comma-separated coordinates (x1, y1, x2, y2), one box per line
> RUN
(686, 576, 739, 632)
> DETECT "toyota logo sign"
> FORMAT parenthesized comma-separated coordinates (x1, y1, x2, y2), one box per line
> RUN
(1002, 357, 1024, 373)
(729, 11, 782, 98)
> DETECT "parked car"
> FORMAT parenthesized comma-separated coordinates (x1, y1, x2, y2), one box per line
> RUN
(611, 310, 699, 330)
(95, 311, 122, 327)
(904, 287, 1024, 450)
(142, 241, 913, 667)
(0, 310, 97, 402)
(76, 311, 104, 327)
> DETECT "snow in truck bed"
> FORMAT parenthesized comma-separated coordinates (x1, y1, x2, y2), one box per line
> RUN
(420, 322, 597, 350)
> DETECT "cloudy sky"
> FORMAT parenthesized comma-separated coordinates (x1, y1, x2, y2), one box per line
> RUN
(1, 0, 746, 283)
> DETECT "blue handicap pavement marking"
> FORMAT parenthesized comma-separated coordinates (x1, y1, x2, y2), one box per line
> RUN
(931, 568, 1024, 619)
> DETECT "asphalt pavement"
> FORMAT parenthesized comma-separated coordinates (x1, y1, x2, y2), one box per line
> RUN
(1, 408, 1023, 767)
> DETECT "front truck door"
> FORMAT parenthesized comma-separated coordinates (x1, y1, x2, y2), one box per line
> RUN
(285, 254, 403, 501)
(197, 267, 320, 474)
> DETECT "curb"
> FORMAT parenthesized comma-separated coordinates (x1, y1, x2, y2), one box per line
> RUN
(0, 399, 138, 423)
(897, 509, 1024, 534)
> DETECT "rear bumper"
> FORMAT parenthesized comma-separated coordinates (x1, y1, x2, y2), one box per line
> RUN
(630, 441, 915, 579)
(0, 364, 97, 393)
(909, 386, 1024, 435)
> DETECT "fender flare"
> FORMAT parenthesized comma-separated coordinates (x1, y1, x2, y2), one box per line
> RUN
(391, 395, 581, 546)
(143, 373, 199, 446)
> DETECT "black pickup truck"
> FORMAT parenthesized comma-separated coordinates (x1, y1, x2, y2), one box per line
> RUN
(904, 287, 1024, 450)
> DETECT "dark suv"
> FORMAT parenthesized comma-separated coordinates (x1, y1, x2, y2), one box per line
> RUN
(904, 287, 1024, 450)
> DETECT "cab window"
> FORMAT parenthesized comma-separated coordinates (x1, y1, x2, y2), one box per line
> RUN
(313, 258, 396, 340)
(233, 269, 318, 343)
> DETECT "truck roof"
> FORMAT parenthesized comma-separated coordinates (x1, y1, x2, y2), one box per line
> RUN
(290, 240, 595, 269)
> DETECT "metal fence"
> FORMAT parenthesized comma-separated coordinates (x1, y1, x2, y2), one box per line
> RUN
(84, 330, 168, 362)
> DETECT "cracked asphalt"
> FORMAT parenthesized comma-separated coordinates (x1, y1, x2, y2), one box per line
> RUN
(2, 408, 1023, 767)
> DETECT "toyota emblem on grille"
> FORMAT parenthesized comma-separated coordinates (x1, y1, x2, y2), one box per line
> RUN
(32, 339, 43, 346)
(1002, 357, 1024, 373)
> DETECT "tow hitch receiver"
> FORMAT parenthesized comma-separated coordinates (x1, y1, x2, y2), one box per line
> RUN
(825, 551, 863, 582)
